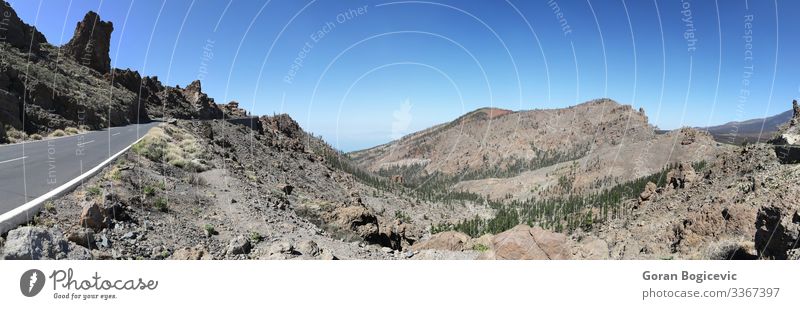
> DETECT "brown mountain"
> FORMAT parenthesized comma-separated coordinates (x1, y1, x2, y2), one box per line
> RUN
(350, 99, 725, 201)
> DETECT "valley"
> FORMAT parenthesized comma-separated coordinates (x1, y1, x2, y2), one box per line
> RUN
(0, 2, 798, 261)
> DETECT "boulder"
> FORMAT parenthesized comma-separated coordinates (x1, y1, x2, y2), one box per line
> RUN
(379, 218, 417, 250)
(755, 203, 800, 259)
(667, 162, 697, 190)
(638, 181, 657, 204)
(66, 228, 96, 249)
(78, 200, 128, 231)
(267, 241, 294, 256)
(2, 226, 90, 260)
(488, 225, 570, 260)
(572, 237, 610, 260)
(227, 236, 252, 255)
(170, 245, 212, 260)
(0, 1, 47, 54)
(329, 205, 380, 241)
(318, 250, 338, 260)
(62, 11, 113, 74)
(771, 100, 800, 164)
(297, 240, 320, 257)
(411, 231, 471, 251)
(279, 184, 294, 195)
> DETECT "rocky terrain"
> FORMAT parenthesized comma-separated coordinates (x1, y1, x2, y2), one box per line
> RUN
(0, 113, 495, 260)
(351, 99, 725, 202)
(0, 2, 235, 144)
(392, 100, 800, 260)
(0, 1, 797, 260)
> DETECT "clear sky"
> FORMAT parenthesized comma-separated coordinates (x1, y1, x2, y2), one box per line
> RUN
(8, 0, 800, 151)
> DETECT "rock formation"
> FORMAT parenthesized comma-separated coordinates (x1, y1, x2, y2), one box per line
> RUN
(411, 231, 471, 251)
(481, 225, 570, 260)
(667, 162, 698, 190)
(0, 1, 47, 54)
(755, 203, 800, 259)
(1, 226, 91, 260)
(771, 100, 800, 163)
(63, 11, 113, 74)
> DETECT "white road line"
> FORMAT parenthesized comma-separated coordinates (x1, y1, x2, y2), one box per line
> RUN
(112, 132, 121, 136)
(77, 140, 95, 146)
(0, 156, 27, 165)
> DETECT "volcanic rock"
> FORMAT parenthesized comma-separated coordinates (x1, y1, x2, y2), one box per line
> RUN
(411, 231, 470, 251)
(772, 100, 800, 163)
(63, 11, 113, 74)
(755, 203, 800, 259)
(2, 226, 91, 260)
(486, 225, 570, 260)
(0, 1, 47, 54)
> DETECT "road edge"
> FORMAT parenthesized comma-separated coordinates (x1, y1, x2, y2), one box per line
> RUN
(0, 132, 151, 235)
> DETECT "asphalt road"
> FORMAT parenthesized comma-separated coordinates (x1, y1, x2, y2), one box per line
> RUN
(0, 122, 159, 215)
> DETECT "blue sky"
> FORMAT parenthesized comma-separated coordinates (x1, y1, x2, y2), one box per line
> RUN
(9, 0, 800, 151)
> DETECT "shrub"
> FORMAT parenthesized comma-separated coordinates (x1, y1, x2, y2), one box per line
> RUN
(154, 197, 169, 212)
(86, 186, 101, 197)
(49, 129, 66, 137)
(143, 185, 156, 197)
(249, 231, 263, 244)
(472, 243, 490, 252)
(65, 127, 80, 135)
(44, 200, 56, 213)
(203, 224, 217, 236)
(29, 133, 43, 140)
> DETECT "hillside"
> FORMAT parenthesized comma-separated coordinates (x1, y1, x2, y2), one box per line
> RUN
(0, 4, 241, 144)
(701, 109, 792, 144)
(405, 100, 800, 260)
(350, 99, 725, 201)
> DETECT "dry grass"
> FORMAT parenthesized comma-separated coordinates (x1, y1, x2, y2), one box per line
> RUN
(48, 129, 67, 137)
(6, 127, 26, 143)
(133, 124, 210, 172)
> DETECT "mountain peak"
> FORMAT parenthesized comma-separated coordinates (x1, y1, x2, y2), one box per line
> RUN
(63, 10, 113, 74)
(0, 1, 47, 54)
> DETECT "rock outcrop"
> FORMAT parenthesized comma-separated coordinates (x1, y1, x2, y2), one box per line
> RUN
(79, 200, 128, 231)
(180, 80, 224, 119)
(328, 205, 380, 241)
(667, 162, 698, 190)
(220, 101, 249, 118)
(2, 226, 91, 260)
(0, 1, 48, 54)
(771, 100, 800, 164)
(411, 231, 471, 251)
(483, 225, 570, 260)
(638, 181, 657, 205)
(63, 11, 113, 74)
(755, 203, 800, 259)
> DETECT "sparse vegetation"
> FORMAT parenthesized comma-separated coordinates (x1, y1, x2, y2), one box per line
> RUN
(86, 185, 102, 197)
(48, 129, 66, 137)
(472, 243, 490, 252)
(44, 200, 56, 213)
(249, 231, 263, 244)
(203, 224, 218, 236)
(65, 127, 80, 135)
(394, 210, 411, 223)
(154, 197, 169, 212)
(432, 163, 686, 237)
(143, 185, 156, 197)
(134, 125, 210, 172)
